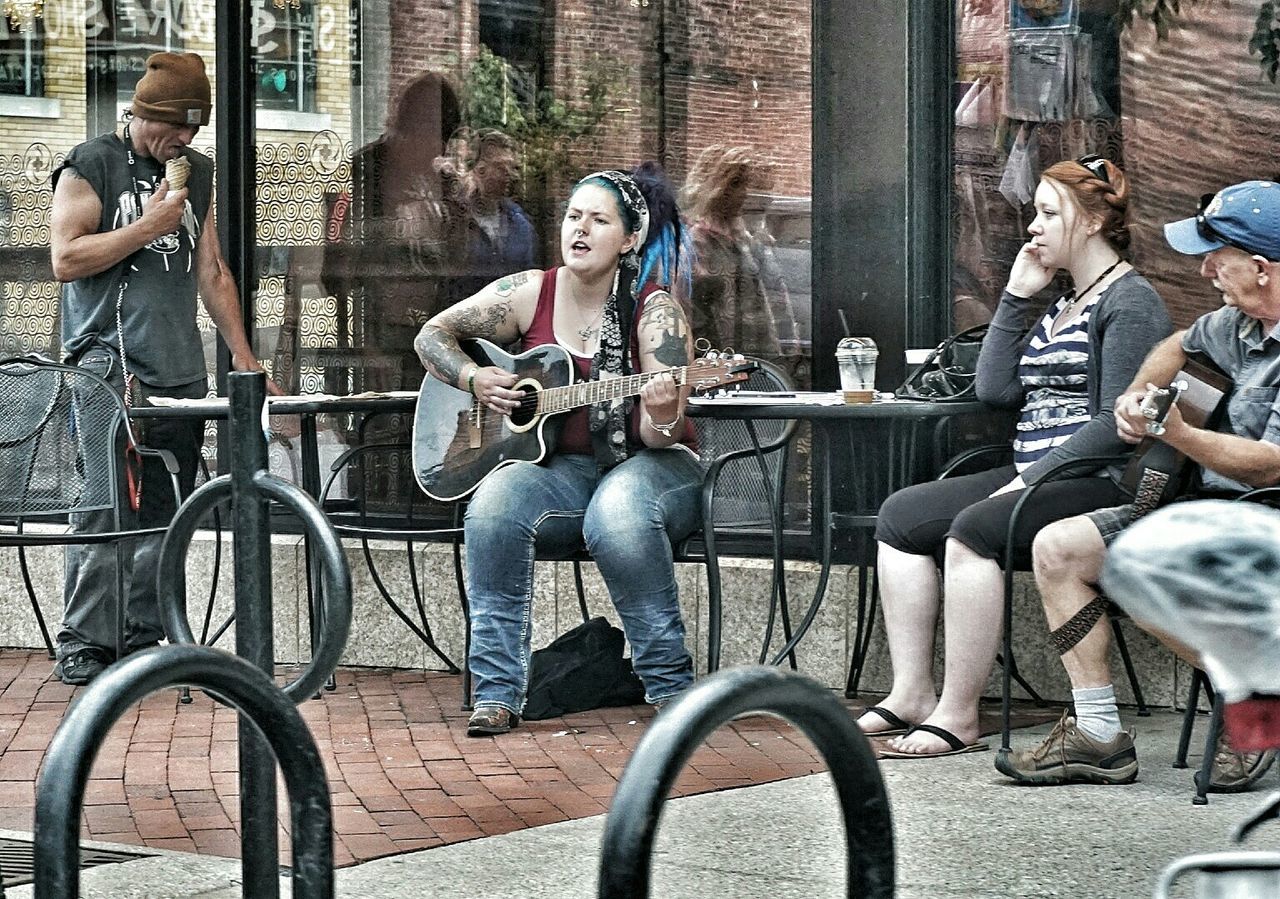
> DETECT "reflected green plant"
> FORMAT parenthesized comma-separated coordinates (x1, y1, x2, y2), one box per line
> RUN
(1117, 0, 1280, 84)
(1250, 1, 1280, 82)
(461, 44, 625, 253)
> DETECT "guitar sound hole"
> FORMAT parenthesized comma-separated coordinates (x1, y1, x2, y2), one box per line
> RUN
(508, 385, 538, 427)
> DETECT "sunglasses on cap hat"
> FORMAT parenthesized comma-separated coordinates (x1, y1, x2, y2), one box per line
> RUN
(1077, 154, 1109, 183)
(1196, 192, 1266, 257)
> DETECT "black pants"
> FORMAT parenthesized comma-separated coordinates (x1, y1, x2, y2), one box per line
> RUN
(874, 464, 1130, 567)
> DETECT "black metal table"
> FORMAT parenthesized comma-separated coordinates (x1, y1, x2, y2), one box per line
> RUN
(131, 392, 444, 674)
(688, 393, 989, 694)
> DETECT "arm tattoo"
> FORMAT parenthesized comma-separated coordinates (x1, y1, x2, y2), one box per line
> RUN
(414, 326, 470, 384)
(494, 270, 532, 298)
(438, 299, 513, 341)
(639, 294, 691, 368)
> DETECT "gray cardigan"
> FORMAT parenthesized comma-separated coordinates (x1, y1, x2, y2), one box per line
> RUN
(974, 269, 1173, 486)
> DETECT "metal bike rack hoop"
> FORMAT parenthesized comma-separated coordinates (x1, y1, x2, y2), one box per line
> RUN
(155, 470, 352, 702)
(33, 645, 334, 899)
(597, 665, 894, 898)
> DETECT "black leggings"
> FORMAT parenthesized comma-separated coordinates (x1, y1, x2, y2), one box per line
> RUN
(874, 465, 1130, 567)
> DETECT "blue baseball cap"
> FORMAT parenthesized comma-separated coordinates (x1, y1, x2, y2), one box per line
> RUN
(1164, 180, 1280, 261)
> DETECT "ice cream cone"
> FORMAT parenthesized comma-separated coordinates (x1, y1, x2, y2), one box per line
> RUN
(165, 156, 190, 191)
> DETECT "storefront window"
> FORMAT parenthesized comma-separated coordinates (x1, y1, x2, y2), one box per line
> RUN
(0, 1, 813, 504)
(952, 0, 1280, 330)
(0, 20, 43, 97)
(252, 0, 814, 509)
(253, 0, 319, 113)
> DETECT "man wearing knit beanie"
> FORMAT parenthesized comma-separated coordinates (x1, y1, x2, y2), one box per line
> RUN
(130, 51, 212, 129)
(46, 50, 280, 686)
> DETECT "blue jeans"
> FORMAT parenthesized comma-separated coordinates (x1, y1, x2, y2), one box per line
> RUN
(60, 347, 206, 660)
(465, 449, 702, 713)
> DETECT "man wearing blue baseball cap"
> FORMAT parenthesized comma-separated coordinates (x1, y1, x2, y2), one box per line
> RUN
(996, 180, 1280, 789)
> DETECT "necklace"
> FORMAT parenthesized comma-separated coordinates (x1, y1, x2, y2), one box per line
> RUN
(1063, 259, 1122, 312)
(576, 306, 605, 341)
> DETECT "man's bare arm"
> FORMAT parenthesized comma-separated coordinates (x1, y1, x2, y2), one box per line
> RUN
(1115, 331, 1189, 443)
(195, 202, 282, 393)
(1163, 410, 1280, 488)
(50, 168, 187, 282)
(1124, 331, 1187, 394)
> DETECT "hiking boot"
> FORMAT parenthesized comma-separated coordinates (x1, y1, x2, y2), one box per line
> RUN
(52, 646, 113, 686)
(995, 710, 1139, 785)
(466, 706, 519, 737)
(1195, 731, 1277, 793)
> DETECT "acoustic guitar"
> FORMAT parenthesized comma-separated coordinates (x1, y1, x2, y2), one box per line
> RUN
(1121, 354, 1231, 518)
(412, 338, 757, 502)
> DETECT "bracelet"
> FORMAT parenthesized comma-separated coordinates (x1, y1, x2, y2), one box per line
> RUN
(647, 411, 682, 437)
(465, 365, 478, 397)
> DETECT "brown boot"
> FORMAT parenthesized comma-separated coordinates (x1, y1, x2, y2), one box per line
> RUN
(467, 706, 519, 737)
(1199, 731, 1277, 793)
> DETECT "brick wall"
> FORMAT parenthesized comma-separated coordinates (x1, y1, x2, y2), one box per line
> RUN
(1120, 4, 1280, 328)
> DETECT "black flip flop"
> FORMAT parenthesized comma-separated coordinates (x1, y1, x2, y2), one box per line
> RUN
(856, 705, 913, 737)
(880, 723, 989, 759)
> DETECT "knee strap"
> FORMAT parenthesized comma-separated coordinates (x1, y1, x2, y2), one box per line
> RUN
(1049, 596, 1109, 656)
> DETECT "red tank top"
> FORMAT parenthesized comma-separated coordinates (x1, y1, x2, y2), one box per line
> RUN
(521, 267, 694, 455)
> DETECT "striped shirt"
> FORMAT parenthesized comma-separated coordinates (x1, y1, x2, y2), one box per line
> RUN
(1012, 294, 1095, 471)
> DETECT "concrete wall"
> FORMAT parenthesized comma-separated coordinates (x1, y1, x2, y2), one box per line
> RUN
(0, 534, 1198, 711)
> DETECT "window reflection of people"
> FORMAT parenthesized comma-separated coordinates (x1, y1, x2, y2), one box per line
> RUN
(414, 166, 697, 737)
(441, 129, 536, 306)
(48, 52, 279, 686)
(682, 145, 797, 366)
(330, 71, 461, 392)
(861, 157, 1173, 759)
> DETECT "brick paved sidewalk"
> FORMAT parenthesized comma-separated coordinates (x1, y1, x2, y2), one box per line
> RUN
(0, 649, 1061, 871)
(0, 650, 834, 868)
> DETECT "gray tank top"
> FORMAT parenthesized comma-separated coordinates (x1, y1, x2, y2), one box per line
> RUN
(54, 132, 212, 387)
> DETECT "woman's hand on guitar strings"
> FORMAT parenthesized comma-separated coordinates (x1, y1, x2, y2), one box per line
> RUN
(472, 365, 522, 415)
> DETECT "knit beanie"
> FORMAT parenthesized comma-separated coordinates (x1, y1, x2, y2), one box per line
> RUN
(131, 52, 211, 126)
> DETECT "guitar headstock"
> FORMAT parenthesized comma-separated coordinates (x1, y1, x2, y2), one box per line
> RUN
(685, 349, 758, 394)
(1139, 378, 1188, 437)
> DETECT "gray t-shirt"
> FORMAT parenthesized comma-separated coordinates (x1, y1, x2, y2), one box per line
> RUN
(1183, 306, 1280, 493)
(53, 132, 212, 387)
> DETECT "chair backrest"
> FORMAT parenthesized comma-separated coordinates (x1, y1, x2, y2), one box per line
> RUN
(0, 357, 128, 519)
(693, 358, 798, 531)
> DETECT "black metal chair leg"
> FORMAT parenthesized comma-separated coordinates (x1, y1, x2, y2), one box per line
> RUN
(1173, 668, 1206, 769)
(18, 546, 54, 657)
(1111, 618, 1149, 717)
(1194, 693, 1225, 806)
(844, 562, 872, 698)
(573, 560, 590, 623)
(848, 565, 880, 698)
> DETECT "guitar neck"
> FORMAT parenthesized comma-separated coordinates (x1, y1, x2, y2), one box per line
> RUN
(537, 367, 689, 415)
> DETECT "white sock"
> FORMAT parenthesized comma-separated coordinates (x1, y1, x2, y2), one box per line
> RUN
(1072, 685, 1121, 742)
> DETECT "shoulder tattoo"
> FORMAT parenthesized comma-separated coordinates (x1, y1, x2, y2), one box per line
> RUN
(494, 270, 532, 298)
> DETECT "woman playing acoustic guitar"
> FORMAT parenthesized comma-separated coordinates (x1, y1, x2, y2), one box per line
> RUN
(861, 156, 1174, 759)
(413, 165, 697, 736)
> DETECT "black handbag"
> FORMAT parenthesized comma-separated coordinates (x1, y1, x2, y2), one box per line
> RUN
(895, 324, 989, 401)
(522, 616, 646, 720)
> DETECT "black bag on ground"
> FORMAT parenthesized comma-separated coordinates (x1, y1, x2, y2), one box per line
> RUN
(522, 616, 646, 720)
(895, 324, 989, 401)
